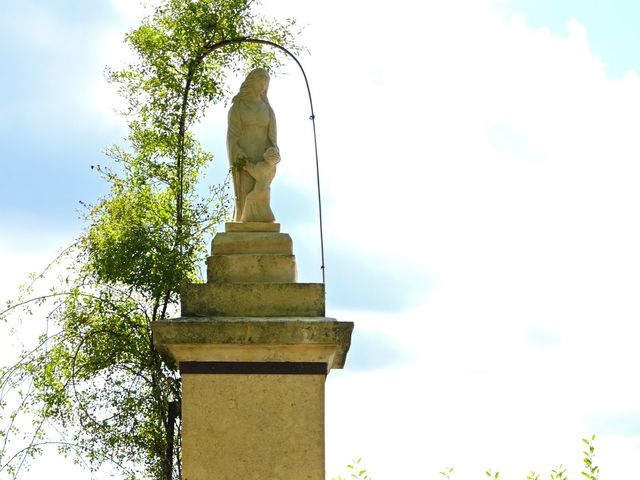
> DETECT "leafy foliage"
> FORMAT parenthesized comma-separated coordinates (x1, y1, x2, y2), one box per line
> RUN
(551, 465, 568, 480)
(331, 437, 601, 480)
(581, 435, 599, 480)
(439, 466, 455, 480)
(333, 457, 373, 480)
(0, 1, 300, 478)
(485, 469, 500, 480)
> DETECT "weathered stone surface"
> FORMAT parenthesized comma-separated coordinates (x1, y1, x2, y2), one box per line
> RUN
(157, 343, 340, 367)
(181, 282, 324, 317)
(225, 221, 280, 233)
(182, 373, 325, 480)
(211, 232, 292, 255)
(153, 315, 353, 480)
(206, 254, 296, 283)
(152, 316, 354, 369)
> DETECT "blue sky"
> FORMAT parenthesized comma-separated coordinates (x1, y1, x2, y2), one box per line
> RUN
(507, 0, 640, 77)
(3, 0, 640, 478)
(0, 1, 121, 238)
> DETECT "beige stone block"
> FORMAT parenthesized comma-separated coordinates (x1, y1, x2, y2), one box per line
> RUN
(152, 317, 354, 369)
(161, 344, 339, 367)
(206, 254, 297, 283)
(181, 283, 325, 317)
(151, 316, 355, 480)
(225, 221, 280, 233)
(181, 373, 325, 480)
(211, 232, 292, 255)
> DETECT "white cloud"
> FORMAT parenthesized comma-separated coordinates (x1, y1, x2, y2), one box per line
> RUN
(263, 0, 640, 477)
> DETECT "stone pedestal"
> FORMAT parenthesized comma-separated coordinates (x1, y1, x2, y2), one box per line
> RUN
(152, 222, 353, 480)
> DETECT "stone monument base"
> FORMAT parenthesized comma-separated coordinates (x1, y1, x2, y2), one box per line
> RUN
(152, 218, 354, 479)
(152, 316, 352, 480)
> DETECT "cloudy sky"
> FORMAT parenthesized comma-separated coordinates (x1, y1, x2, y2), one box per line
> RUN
(3, 0, 640, 478)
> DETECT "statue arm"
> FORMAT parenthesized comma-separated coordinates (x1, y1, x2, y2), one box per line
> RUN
(227, 104, 245, 166)
(267, 105, 278, 150)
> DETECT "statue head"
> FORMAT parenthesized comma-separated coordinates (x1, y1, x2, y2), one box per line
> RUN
(232, 68, 270, 103)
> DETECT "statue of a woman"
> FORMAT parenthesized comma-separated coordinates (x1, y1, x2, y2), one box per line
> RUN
(227, 68, 280, 222)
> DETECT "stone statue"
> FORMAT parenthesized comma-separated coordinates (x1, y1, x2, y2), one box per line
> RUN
(227, 68, 280, 222)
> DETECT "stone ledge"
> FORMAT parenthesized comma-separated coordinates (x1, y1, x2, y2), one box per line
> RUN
(207, 254, 297, 283)
(181, 282, 324, 317)
(225, 222, 280, 232)
(211, 232, 292, 255)
(152, 316, 354, 369)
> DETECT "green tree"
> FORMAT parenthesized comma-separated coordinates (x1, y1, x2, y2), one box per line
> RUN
(0, 1, 300, 478)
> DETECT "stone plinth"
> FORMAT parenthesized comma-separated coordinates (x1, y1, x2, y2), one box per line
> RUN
(206, 223, 297, 284)
(152, 317, 353, 480)
(181, 282, 324, 317)
(206, 254, 297, 283)
(152, 221, 353, 480)
(152, 317, 352, 369)
(225, 221, 280, 232)
(211, 232, 292, 255)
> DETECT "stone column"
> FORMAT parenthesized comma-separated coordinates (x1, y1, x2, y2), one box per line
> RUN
(152, 222, 353, 480)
